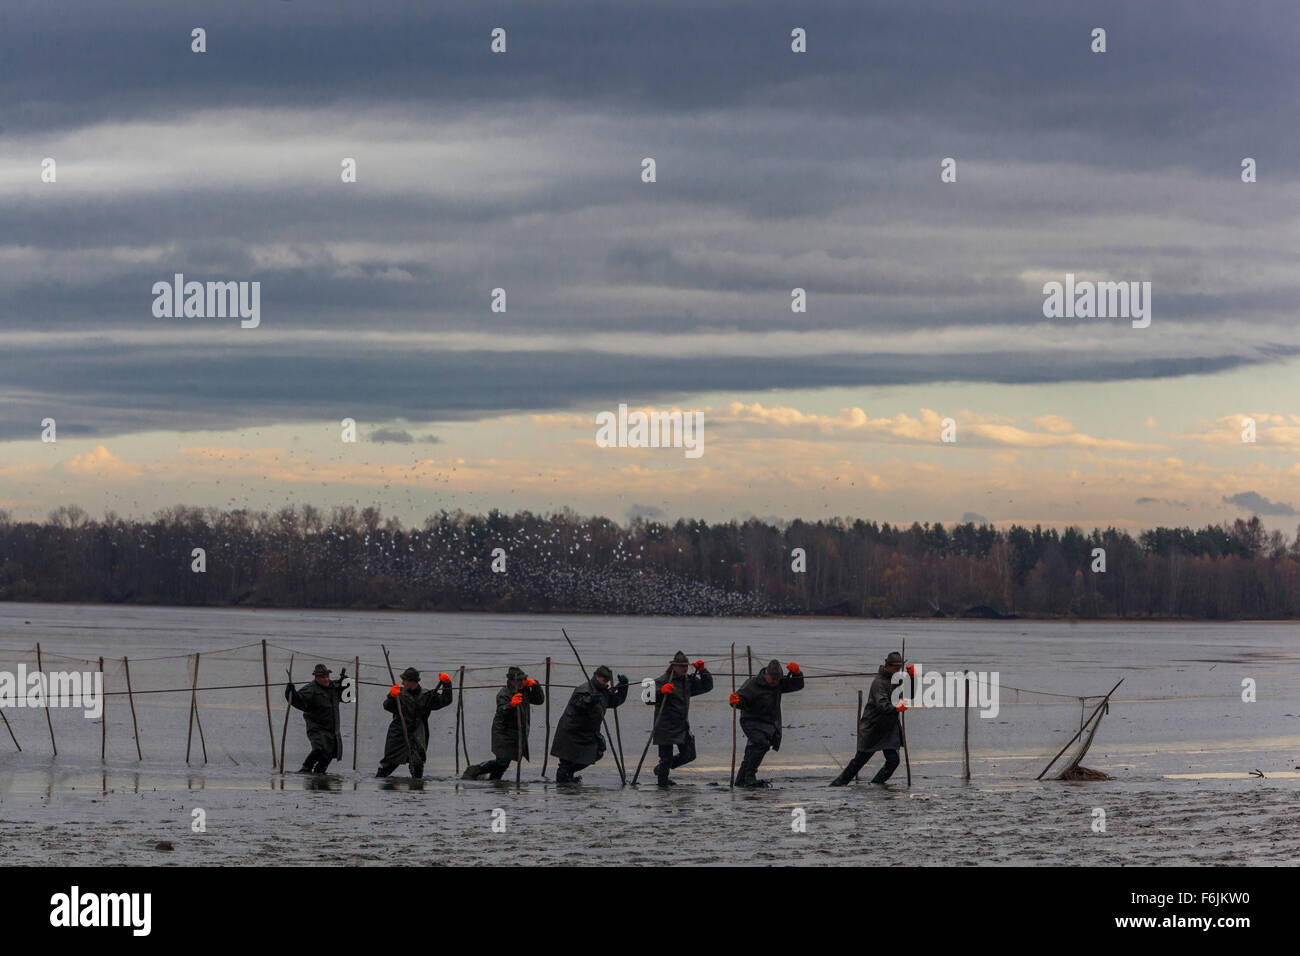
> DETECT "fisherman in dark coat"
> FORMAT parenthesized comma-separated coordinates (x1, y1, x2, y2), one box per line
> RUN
(550, 665, 628, 783)
(648, 651, 713, 787)
(731, 659, 804, 788)
(461, 665, 545, 780)
(375, 666, 453, 779)
(285, 663, 348, 774)
(831, 651, 907, 785)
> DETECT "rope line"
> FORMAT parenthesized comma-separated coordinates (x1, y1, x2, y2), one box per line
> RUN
(0, 639, 1148, 702)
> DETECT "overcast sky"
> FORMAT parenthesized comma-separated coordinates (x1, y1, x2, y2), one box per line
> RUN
(1, 0, 1297, 530)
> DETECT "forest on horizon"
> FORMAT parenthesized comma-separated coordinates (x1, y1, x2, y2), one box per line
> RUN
(1, 505, 1298, 620)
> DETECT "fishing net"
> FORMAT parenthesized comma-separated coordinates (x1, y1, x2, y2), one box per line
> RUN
(0, 635, 1125, 784)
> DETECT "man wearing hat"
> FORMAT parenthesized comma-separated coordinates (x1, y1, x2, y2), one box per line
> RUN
(461, 665, 546, 780)
(550, 664, 628, 784)
(730, 658, 804, 787)
(830, 651, 907, 786)
(375, 666, 454, 779)
(648, 651, 713, 787)
(284, 663, 348, 774)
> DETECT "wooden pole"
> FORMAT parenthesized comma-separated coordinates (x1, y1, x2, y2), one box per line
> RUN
(352, 655, 360, 772)
(857, 688, 863, 740)
(193, 654, 208, 764)
(632, 682, 672, 786)
(185, 653, 198, 763)
(963, 672, 971, 781)
(613, 705, 625, 785)
(261, 641, 277, 770)
(36, 643, 56, 755)
(900, 639, 911, 787)
(453, 667, 463, 775)
(515, 693, 523, 790)
(123, 656, 141, 760)
(606, 703, 626, 783)
(0, 703, 20, 751)
(379, 645, 413, 768)
(560, 628, 625, 786)
(729, 642, 737, 789)
(1036, 679, 1124, 780)
(746, 645, 753, 678)
(279, 654, 295, 774)
(542, 657, 552, 777)
(99, 656, 106, 761)
(462, 665, 473, 770)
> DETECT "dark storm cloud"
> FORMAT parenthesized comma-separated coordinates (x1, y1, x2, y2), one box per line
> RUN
(0, 342, 1288, 440)
(1, 0, 1296, 435)
(3, 0, 1294, 169)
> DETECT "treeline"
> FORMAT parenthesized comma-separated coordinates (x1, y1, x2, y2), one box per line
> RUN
(1, 505, 1299, 619)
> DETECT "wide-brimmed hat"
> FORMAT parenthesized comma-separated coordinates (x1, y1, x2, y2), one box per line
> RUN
(400, 667, 421, 682)
(312, 664, 331, 677)
(671, 651, 689, 665)
(885, 651, 904, 666)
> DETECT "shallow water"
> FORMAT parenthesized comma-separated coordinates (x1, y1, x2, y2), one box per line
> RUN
(1, 604, 1297, 865)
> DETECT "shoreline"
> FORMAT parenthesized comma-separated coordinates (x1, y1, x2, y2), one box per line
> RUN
(0, 600, 1293, 624)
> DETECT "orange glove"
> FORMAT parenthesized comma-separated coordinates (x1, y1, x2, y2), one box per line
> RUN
(906, 664, 916, 677)
(896, 701, 909, 713)
(787, 662, 801, 675)
(524, 678, 538, 687)
(662, 683, 674, 694)
(729, 692, 740, 706)
(511, 693, 523, 707)
(438, 672, 451, 684)
(389, 684, 400, 697)
(693, 659, 706, 670)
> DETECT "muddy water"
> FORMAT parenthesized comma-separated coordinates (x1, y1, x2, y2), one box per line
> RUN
(1, 604, 1297, 865)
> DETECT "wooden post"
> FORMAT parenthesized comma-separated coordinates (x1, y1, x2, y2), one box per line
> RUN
(0, 704, 20, 751)
(99, 656, 106, 761)
(963, 672, 971, 781)
(542, 657, 552, 777)
(457, 665, 469, 767)
(746, 645, 753, 678)
(36, 643, 57, 755)
(613, 706, 625, 785)
(186, 653, 197, 762)
(194, 654, 207, 764)
(123, 656, 141, 760)
(279, 654, 295, 774)
(185, 653, 207, 764)
(856, 688, 863, 739)
(261, 641, 277, 770)
(515, 694, 523, 790)
(453, 667, 463, 775)
(730, 642, 737, 789)
(631, 684, 671, 786)
(352, 655, 360, 772)
(900, 639, 911, 787)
